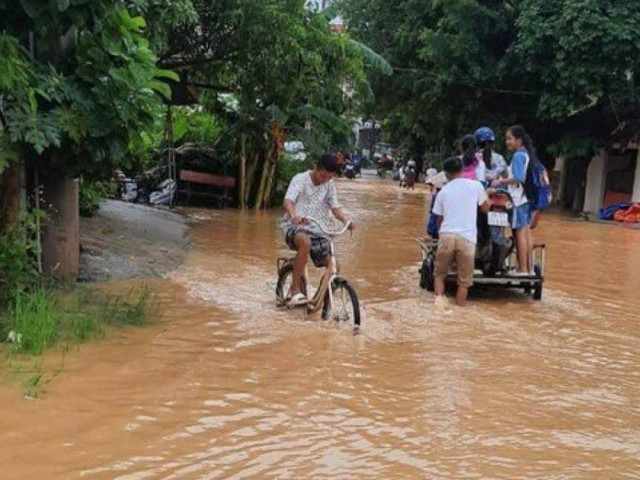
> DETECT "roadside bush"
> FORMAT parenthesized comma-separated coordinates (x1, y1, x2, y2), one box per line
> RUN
(0, 212, 42, 306)
(79, 178, 115, 217)
(172, 107, 225, 144)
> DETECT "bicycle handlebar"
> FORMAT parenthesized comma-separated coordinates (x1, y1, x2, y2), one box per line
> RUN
(304, 217, 352, 236)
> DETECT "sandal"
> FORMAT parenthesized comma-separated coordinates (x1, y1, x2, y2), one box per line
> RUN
(288, 293, 309, 307)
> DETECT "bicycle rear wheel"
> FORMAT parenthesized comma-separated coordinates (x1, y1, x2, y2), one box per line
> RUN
(276, 263, 306, 305)
(322, 277, 360, 328)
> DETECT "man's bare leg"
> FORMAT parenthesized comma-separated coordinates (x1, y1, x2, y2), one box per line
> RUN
(456, 286, 468, 306)
(434, 244, 451, 308)
(435, 276, 446, 297)
(291, 233, 311, 295)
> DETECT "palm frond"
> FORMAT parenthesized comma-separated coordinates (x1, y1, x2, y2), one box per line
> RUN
(295, 105, 351, 134)
(266, 104, 289, 126)
(348, 39, 393, 76)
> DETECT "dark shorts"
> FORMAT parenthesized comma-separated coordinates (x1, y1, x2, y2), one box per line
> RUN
(285, 226, 331, 267)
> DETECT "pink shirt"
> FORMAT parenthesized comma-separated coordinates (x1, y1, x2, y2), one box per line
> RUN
(461, 155, 486, 181)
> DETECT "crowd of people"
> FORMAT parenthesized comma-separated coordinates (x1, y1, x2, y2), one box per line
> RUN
(427, 125, 544, 307)
(279, 124, 546, 309)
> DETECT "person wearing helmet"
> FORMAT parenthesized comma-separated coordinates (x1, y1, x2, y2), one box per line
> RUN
(474, 127, 507, 183)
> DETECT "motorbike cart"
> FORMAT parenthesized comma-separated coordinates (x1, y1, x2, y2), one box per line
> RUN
(417, 190, 546, 300)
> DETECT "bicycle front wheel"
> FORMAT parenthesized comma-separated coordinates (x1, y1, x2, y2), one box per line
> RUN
(322, 277, 361, 328)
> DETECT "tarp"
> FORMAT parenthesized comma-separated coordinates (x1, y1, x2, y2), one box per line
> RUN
(614, 204, 640, 223)
(598, 201, 632, 220)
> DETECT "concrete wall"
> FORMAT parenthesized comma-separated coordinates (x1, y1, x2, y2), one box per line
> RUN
(583, 150, 607, 214)
(633, 149, 640, 202)
(554, 157, 565, 207)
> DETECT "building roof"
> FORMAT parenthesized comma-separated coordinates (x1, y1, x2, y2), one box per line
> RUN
(560, 100, 640, 146)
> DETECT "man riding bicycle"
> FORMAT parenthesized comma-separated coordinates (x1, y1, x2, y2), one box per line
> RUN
(282, 153, 354, 306)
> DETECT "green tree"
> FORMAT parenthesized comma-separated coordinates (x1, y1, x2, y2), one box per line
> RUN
(342, 0, 522, 159)
(0, 0, 177, 227)
(513, 0, 640, 120)
(342, 0, 640, 160)
(156, 0, 389, 209)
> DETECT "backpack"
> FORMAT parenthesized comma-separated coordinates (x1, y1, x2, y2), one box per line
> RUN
(524, 158, 552, 211)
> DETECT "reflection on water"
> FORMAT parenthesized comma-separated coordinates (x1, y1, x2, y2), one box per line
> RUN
(2, 178, 640, 479)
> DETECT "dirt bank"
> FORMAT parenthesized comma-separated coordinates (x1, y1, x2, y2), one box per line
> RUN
(79, 200, 190, 282)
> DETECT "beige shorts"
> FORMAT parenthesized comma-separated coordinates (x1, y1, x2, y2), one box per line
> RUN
(434, 234, 476, 287)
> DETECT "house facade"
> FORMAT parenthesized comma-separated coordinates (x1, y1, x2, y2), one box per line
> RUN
(559, 141, 640, 215)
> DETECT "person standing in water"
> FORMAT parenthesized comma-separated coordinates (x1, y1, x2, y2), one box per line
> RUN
(433, 157, 490, 307)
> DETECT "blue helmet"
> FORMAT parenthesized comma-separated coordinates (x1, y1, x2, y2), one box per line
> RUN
(474, 127, 495, 144)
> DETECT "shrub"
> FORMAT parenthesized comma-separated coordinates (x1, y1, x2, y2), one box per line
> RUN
(0, 212, 42, 305)
(79, 178, 114, 217)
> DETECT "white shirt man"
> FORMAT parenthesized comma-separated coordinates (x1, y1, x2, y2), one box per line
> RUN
(432, 157, 490, 307)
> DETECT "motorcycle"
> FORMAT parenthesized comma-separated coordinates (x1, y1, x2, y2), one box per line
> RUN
(352, 159, 362, 177)
(344, 161, 356, 180)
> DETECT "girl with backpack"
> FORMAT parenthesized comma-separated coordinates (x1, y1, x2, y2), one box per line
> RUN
(490, 125, 534, 275)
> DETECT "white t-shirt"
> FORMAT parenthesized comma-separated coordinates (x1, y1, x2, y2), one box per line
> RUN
(282, 171, 339, 233)
(432, 178, 488, 244)
(475, 160, 486, 183)
(484, 151, 508, 181)
(507, 151, 530, 207)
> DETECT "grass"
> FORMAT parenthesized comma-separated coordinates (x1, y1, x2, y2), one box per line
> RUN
(10, 289, 60, 355)
(4, 286, 152, 355)
(1, 285, 154, 396)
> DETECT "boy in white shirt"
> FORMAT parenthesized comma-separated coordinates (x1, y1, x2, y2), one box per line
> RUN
(282, 154, 354, 306)
(432, 157, 490, 307)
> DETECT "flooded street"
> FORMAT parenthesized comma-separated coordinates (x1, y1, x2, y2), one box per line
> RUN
(3, 176, 640, 479)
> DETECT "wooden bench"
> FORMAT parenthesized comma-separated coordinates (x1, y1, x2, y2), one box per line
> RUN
(178, 169, 236, 208)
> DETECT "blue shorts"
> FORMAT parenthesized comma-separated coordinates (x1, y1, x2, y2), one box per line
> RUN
(512, 203, 532, 230)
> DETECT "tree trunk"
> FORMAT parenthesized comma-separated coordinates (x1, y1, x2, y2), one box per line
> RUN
(262, 161, 277, 208)
(244, 152, 256, 207)
(41, 176, 79, 280)
(0, 161, 22, 233)
(261, 124, 286, 209)
(253, 155, 270, 211)
(238, 135, 247, 209)
(412, 134, 426, 173)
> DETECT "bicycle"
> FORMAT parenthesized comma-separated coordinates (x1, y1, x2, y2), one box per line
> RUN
(276, 217, 361, 329)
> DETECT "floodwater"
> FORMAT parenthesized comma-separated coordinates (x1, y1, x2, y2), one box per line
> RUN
(2, 176, 640, 479)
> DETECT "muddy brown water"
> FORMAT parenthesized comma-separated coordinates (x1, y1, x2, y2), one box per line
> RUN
(2, 178, 640, 479)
